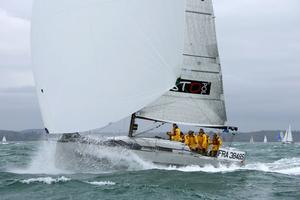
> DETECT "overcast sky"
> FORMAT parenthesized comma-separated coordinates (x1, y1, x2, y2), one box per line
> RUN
(0, 0, 299, 132)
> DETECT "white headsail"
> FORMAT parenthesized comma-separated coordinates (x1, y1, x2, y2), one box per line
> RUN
(263, 136, 267, 143)
(250, 136, 254, 144)
(138, 0, 227, 127)
(32, 0, 186, 133)
(282, 125, 293, 144)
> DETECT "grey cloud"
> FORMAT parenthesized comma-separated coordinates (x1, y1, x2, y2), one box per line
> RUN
(0, 86, 35, 94)
(214, 0, 300, 130)
(0, 0, 32, 20)
(0, 92, 43, 131)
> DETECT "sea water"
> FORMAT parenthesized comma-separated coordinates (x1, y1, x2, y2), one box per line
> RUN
(0, 141, 299, 200)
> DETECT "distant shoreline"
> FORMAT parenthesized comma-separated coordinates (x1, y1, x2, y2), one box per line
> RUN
(1, 129, 299, 142)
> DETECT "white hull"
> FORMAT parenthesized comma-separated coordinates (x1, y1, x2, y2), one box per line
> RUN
(55, 135, 245, 171)
(282, 141, 293, 144)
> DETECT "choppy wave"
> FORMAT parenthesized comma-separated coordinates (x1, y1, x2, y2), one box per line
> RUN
(9, 141, 70, 175)
(20, 176, 71, 185)
(9, 139, 155, 174)
(86, 181, 116, 186)
(158, 157, 300, 176)
(244, 157, 300, 175)
(160, 164, 241, 173)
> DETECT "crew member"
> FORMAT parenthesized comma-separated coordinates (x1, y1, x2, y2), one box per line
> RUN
(210, 133, 223, 157)
(196, 129, 205, 154)
(167, 124, 181, 142)
(204, 134, 211, 155)
(184, 130, 198, 151)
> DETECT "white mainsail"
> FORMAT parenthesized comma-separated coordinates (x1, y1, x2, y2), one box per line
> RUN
(32, 0, 186, 133)
(2, 136, 6, 143)
(263, 136, 267, 143)
(137, 0, 227, 127)
(282, 125, 293, 144)
(250, 136, 254, 144)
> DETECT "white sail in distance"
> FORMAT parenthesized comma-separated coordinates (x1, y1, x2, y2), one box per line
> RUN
(2, 136, 6, 143)
(137, 0, 227, 127)
(250, 136, 254, 144)
(283, 125, 293, 143)
(31, 0, 186, 133)
(263, 136, 267, 143)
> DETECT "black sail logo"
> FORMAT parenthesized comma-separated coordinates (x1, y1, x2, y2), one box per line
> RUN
(170, 78, 211, 95)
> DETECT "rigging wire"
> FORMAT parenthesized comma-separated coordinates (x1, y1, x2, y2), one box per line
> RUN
(134, 122, 166, 137)
(228, 131, 237, 147)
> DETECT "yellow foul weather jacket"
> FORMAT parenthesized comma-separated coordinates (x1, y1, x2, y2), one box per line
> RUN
(185, 134, 198, 150)
(171, 128, 181, 142)
(212, 136, 222, 151)
(202, 134, 208, 150)
(196, 134, 203, 149)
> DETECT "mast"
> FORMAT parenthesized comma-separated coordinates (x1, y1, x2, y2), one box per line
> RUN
(128, 113, 136, 138)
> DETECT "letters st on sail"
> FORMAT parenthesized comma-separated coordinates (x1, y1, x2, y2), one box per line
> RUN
(171, 78, 211, 95)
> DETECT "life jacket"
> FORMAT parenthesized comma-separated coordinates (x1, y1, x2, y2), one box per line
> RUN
(196, 134, 203, 148)
(185, 134, 197, 150)
(171, 128, 181, 142)
(202, 134, 208, 149)
(212, 136, 222, 151)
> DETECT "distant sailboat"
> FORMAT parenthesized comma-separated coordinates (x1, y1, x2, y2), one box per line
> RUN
(277, 132, 283, 142)
(282, 125, 293, 144)
(263, 135, 267, 143)
(250, 136, 254, 144)
(280, 131, 284, 140)
(2, 136, 7, 144)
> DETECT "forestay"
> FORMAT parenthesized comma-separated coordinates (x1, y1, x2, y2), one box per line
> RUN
(31, 0, 185, 133)
(138, 0, 227, 127)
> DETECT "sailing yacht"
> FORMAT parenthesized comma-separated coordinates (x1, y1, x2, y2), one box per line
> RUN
(2, 136, 7, 144)
(250, 136, 254, 144)
(282, 125, 293, 144)
(278, 132, 284, 142)
(263, 136, 267, 143)
(32, 0, 246, 168)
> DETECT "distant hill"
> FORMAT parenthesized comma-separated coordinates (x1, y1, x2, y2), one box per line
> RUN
(139, 130, 300, 143)
(222, 130, 300, 143)
(0, 129, 47, 141)
(1, 129, 299, 142)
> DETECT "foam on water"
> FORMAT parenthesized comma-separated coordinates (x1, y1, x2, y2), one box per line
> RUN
(20, 176, 71, 185)
(244, 157, 300, 175)
(8, 138, 155, 174)
(158, 157, 300, 176)
(86, 181, 116, 186)
(9, 141, 70, 175)
(159, 164, 241, 173)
